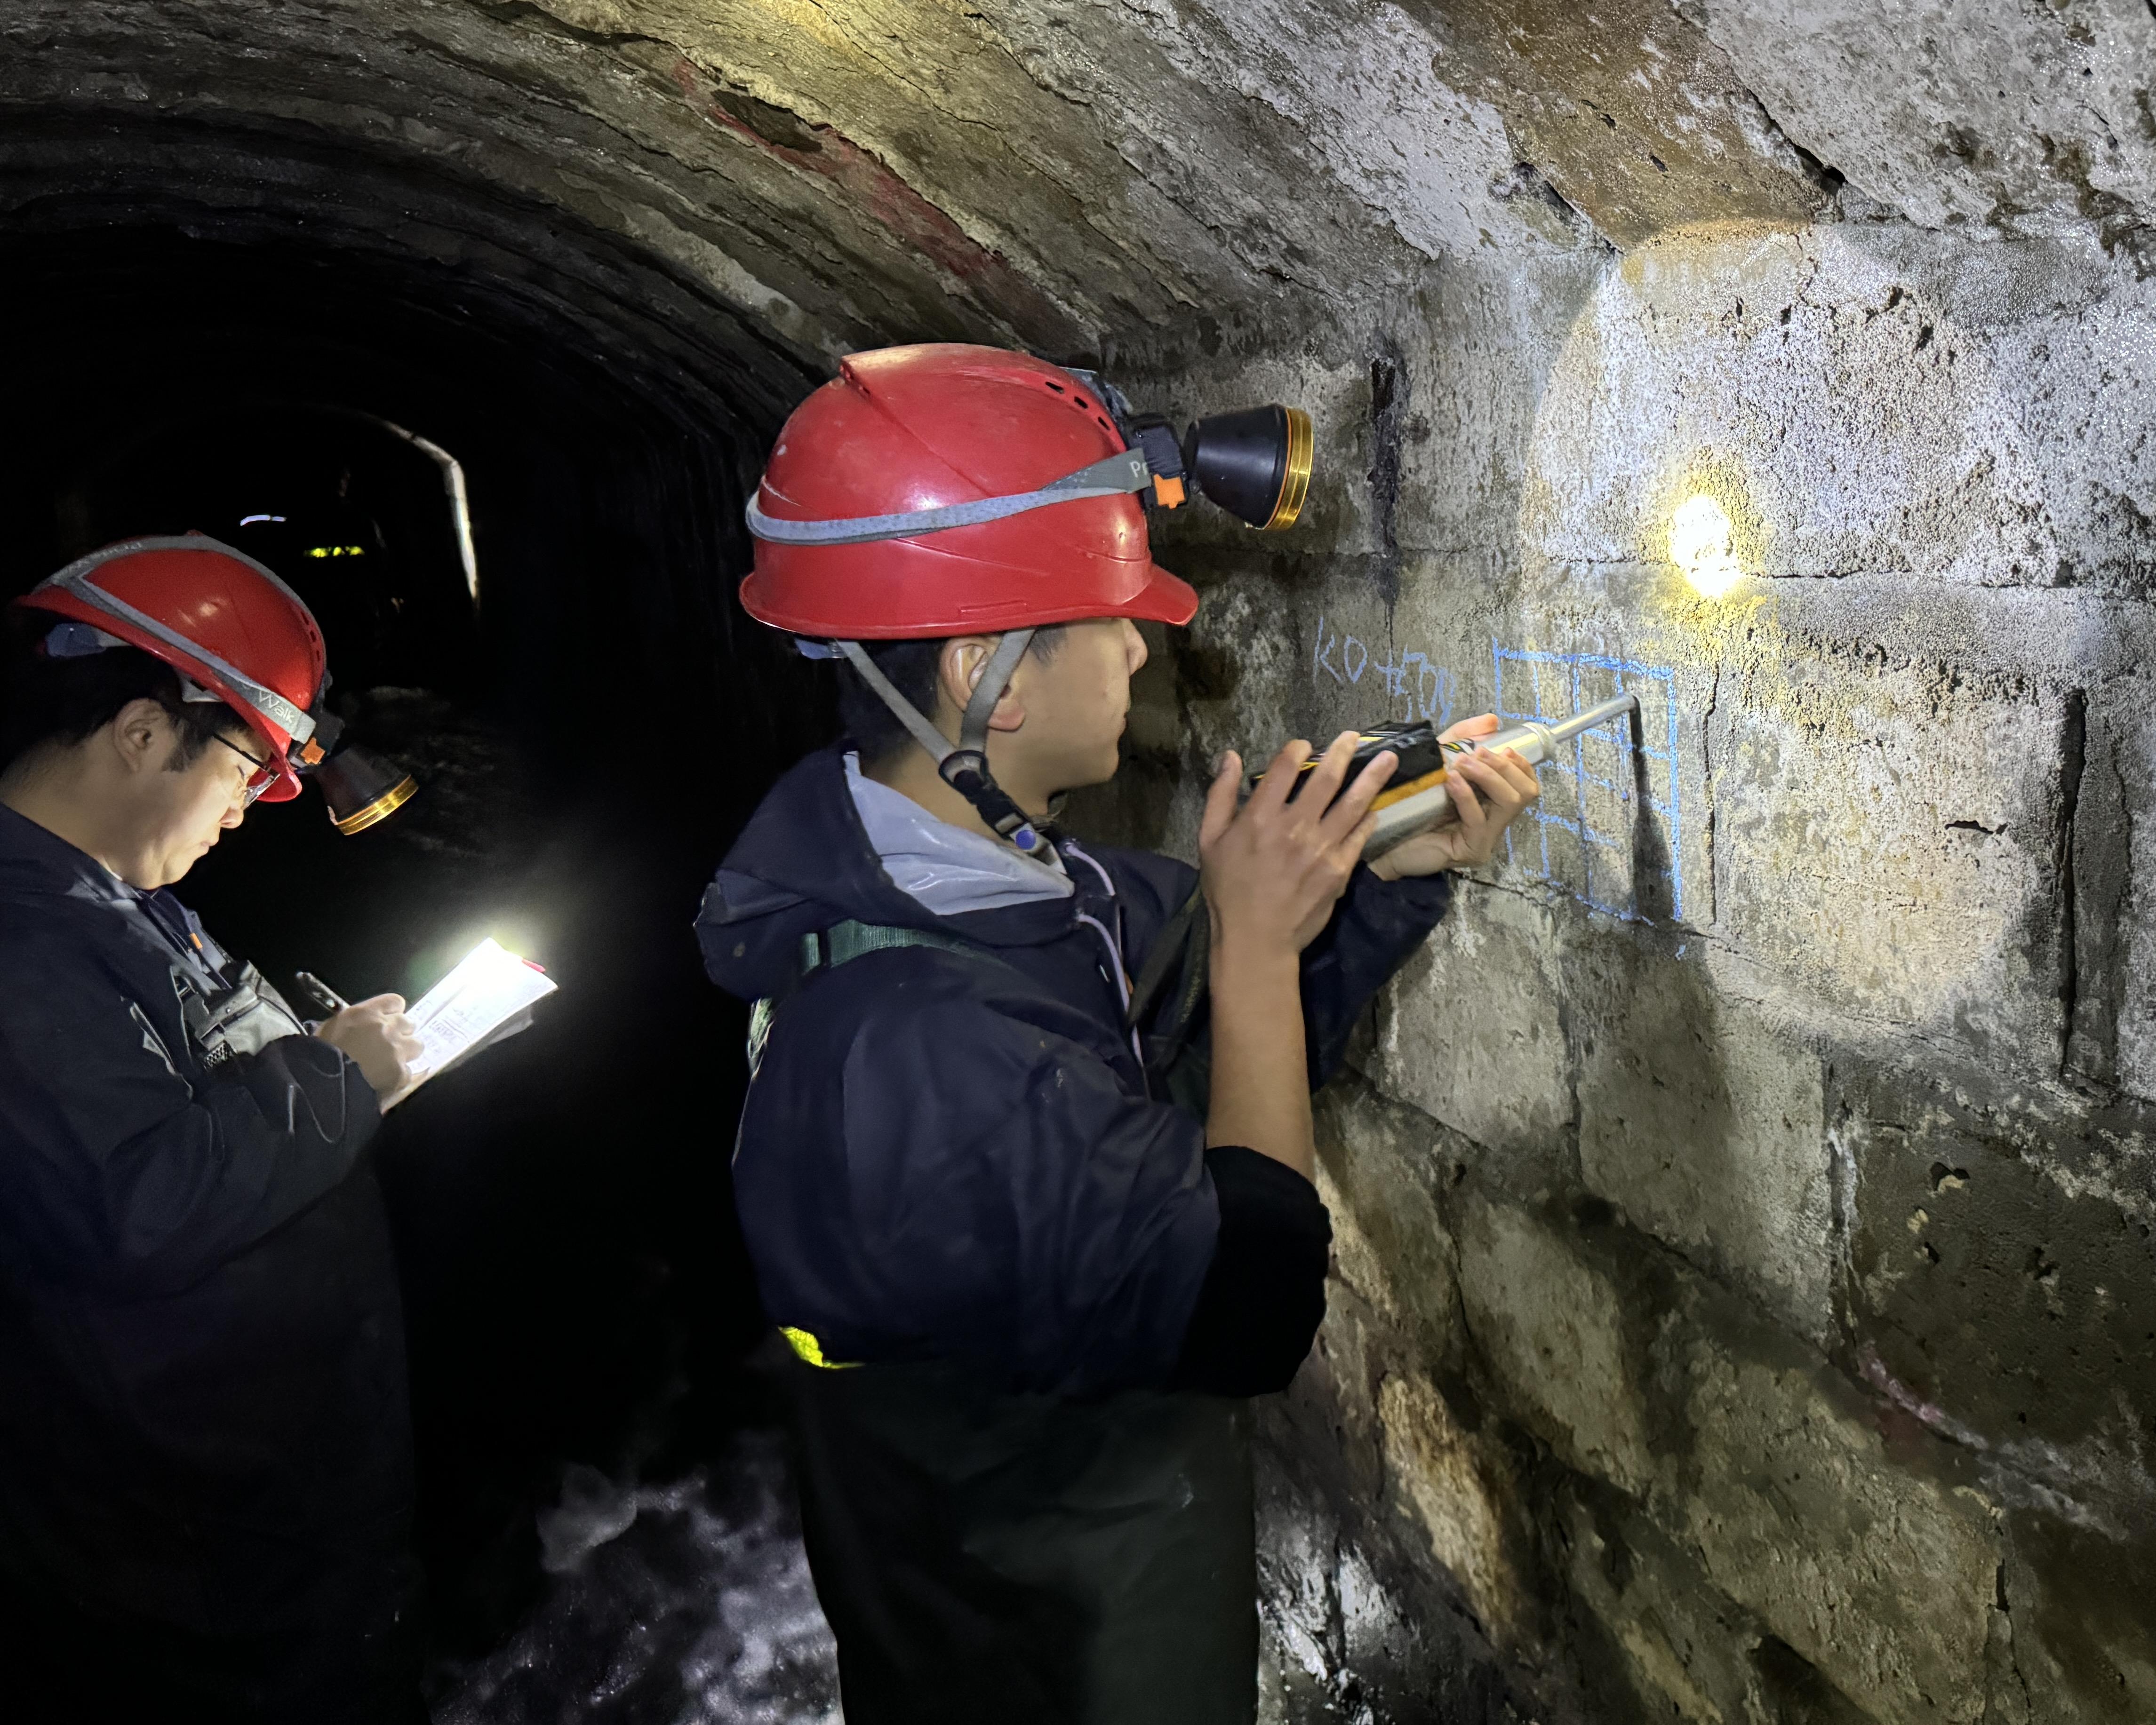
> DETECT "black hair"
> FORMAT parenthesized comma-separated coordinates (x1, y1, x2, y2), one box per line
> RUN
(836, 626, 1067, 764)
(0, 615, 248, 773)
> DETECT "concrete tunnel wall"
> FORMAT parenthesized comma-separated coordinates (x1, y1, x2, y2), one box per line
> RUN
(6, 2, 2156, 1720)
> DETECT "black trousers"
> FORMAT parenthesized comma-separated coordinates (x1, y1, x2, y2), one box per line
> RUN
(0, 1555, 426, 1725)
(790, 1359, 1258, 1725)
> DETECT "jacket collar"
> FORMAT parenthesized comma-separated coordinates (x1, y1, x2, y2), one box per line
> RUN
(721, 746, 1112, 948)
(703, 747, 1132, 1002)
(844, 752, 1073, 916)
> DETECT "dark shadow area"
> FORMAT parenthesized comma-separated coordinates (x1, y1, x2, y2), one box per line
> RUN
(0, 226, 833, 1676)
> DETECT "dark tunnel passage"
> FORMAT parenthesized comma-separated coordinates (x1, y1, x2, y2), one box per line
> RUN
(0, 203, 840, 1703)
(16, 3, 2156, 1720)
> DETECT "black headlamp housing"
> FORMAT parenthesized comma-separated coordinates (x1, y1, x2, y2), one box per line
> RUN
(300, 703, 417, 835)
(1065, 370, 1315, 531)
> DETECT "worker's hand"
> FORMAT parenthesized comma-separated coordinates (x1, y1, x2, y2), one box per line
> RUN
(315, 994, 424, 1103)
(1367, 713, 1541, 878)
(1200, 731, 1398, 958)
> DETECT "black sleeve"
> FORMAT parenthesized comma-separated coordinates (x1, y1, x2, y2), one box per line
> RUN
(1138, 866, 1451, 1123)
(1298, 864, 1451, 1085)
(1173, 1146, 1332, 1396)
(0, 937, 379, 1296)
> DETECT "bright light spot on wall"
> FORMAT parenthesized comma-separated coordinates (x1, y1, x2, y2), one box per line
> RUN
(1669, 495, 1741, 597)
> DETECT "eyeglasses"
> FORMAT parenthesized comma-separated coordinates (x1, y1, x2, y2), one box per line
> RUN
(214, 733, 281, 805)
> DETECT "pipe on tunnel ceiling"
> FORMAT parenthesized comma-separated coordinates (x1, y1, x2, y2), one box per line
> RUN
(376, 419, 481, 610)
(305, 404, 483, 608)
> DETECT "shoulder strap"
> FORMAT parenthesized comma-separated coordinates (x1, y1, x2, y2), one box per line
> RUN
(745, 919, 1020, 1079)
(1124, 884, 1206, 1033)
(800, 919, 1005, 975)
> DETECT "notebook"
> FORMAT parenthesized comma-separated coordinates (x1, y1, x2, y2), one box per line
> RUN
(388, 937, 558, 1105)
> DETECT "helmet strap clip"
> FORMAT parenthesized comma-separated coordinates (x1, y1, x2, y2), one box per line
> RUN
(833, 631, 1054, 858)
(936, 749, 1050, 854)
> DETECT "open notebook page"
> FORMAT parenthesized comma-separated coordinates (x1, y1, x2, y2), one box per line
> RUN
(394, 938, 558, 1100)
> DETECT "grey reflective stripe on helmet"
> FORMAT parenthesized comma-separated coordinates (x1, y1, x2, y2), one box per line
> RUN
(745, 449, 1151, 547)
(53, 574, 313, 743)
(34, 536, 319, 745)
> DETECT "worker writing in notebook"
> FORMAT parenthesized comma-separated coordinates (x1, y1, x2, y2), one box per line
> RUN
(698, 344, 1540, 1724)
(0, 538, 426, 1722)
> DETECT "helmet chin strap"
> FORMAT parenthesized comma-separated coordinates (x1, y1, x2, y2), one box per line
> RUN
(833, 632, 1053, 856)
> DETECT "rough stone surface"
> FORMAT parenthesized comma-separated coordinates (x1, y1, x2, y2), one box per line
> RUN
(1361, 884, 1574, 1193)
(1573, 943, 1833, 1343)
(1712, 644, 2072, 1071)
(7, 2, 2156, 1720)
(1558, 1487, 1774, 1725)
(1126, 205, 2156, 1725)
(1663, 1326, 1998, 1725)
(1455, 1193, 1656, 1501)
(1694, 0, 2156, 247)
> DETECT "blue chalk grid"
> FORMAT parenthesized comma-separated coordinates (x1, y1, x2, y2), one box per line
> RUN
(1490, 644, 1681, 922)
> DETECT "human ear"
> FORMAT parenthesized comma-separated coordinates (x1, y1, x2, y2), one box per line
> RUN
(109, 697, 173, 775)
(938, 636, 1028, 734)
(935, 637, 990, 732)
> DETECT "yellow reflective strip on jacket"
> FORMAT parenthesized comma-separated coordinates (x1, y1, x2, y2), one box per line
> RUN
(780, 1326, 859, 1369)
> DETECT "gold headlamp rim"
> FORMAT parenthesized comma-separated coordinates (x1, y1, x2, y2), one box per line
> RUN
(331, 774, 417, 835)
(1262, 406, 1314, 531)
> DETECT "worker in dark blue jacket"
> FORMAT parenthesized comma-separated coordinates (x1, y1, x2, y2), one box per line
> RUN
(699, 346, 1541, 1724)
(0, 538, 425, 1723)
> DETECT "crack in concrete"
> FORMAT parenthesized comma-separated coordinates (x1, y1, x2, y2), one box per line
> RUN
(1367, 334, 1407, 612)
(2056, 689, 2086, 1081)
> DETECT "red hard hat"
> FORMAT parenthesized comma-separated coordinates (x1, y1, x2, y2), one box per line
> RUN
(741, 344, 1199, 638)
(15, 536, 329, 802)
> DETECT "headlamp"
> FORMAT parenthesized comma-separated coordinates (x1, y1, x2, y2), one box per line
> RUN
(301, 708, 417, 836)
(1069, 372, 1315, 532)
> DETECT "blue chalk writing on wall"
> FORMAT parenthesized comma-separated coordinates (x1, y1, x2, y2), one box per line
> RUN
(1311, 619, 1683, 922)
(1311, 616, 1453, 728)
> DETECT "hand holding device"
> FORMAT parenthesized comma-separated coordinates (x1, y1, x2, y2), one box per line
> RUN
(1366, 715, 1541, 878)
(1200, 730, 1398, 958)
(1247, 693, 1636, 877)
(314, 994, 424, 1100)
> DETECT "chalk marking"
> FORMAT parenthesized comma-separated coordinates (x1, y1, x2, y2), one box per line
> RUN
(1306, 622, 1682, 921)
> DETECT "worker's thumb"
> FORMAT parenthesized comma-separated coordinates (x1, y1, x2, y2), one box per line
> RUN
(1199, 751, 1241, 852)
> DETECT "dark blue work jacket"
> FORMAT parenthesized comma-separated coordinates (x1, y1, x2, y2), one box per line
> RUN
(0, 805, 414, 1717)
(697, 748, 1447, 1725)
(699, 746, 1450, 1398)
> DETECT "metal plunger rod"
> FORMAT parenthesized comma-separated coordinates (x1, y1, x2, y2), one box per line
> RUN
(1475, 691, 1642, 767)
(1365, 691, 1642, 856)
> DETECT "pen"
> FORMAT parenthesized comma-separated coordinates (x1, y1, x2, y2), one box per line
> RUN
(293, 971, 350, 1016)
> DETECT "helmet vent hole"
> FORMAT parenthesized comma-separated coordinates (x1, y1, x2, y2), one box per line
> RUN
(1045, 381, 1065, 394)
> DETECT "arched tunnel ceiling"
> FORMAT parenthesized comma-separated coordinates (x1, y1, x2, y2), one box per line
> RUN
(5, 0, 2152, 405)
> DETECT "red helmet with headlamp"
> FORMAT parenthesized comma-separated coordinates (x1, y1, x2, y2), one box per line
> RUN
(13, 535, 415, 833)
(741, 344, 1314, 851)
(742, 344, 1200, 637)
